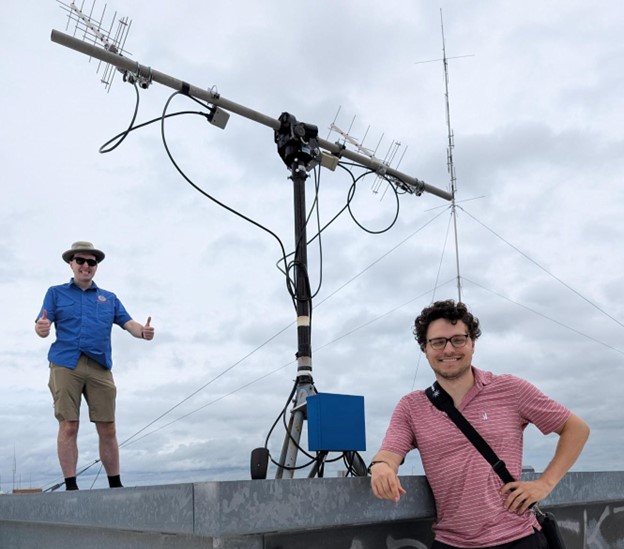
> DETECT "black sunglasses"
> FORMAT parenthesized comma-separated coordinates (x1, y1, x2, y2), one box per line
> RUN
(73, 257, 98, 267)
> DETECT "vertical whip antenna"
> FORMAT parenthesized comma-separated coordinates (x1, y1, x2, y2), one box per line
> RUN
(57, 0, 132, 91)
(416, 12, 474, 300)
(440, 9, 463, 302)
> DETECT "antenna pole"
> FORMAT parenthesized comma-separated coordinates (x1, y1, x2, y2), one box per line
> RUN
(273, 113, 318, 478)
(12, 446, 16, 493)
(441, 10, 463, 302)
(274, 163, 315, 478)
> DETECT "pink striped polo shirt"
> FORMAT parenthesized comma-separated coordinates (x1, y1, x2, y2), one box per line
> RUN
(381, 367, 570, 548)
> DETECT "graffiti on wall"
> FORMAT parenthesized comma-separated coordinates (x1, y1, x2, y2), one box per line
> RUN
(584, 503, 624, 549)
(267, 501, 624, 549)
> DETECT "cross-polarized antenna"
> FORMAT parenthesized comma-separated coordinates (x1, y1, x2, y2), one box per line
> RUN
(57, 0, 132, 91)
(328, 110, 408, 197)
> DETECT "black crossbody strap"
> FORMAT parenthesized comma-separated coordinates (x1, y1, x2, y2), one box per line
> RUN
(425, 382, 515, 485)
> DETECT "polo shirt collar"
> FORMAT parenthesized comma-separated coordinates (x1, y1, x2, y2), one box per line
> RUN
(460, 366, 493, 409)
(473, 366, 494, 389)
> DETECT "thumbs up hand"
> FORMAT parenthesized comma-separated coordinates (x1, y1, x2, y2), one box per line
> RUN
(35, 309, 52, 338)
(141, 316, 154, 341)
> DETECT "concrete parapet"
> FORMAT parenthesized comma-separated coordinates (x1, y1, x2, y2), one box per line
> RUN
(0, 471, 622, 548)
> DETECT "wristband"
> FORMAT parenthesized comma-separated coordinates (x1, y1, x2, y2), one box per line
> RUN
(367, 460, 389, 475)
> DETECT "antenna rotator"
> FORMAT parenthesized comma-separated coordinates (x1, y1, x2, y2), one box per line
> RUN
(274, 112, 320, 170)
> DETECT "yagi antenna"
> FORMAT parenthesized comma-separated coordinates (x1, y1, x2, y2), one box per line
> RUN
(57, 0, 132, 91)
(372, 141, 409, 199)
(49, 28, 449, 198)
(328, 110, 407, 197)
(328, 122, 378, 160)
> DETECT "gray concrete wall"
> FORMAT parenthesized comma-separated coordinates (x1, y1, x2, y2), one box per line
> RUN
(0, 472, 623, 548)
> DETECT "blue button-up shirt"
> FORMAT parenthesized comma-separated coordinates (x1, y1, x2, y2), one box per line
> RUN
(37, 279, 133, 370)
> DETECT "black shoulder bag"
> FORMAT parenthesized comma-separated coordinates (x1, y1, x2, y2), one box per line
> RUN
(425, 382, 566, 549)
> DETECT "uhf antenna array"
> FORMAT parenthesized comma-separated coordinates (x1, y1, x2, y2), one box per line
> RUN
(51, 10, 453, 478)
(50, 20, 450, 199)
(58, 0, 132, 91)
(328, 109, 408, 196)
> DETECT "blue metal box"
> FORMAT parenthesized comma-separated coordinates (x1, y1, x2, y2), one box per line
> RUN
(307, 393, 366, 452)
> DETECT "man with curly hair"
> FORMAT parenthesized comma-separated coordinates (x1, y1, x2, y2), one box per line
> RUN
(369, 300, 589, 549)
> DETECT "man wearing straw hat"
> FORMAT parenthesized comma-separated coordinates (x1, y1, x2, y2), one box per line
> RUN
(35, 241, 155, 491)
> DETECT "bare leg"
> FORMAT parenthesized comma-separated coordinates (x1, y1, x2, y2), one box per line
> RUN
(95, 421, 120, 476)
(58, 420, 79, 477)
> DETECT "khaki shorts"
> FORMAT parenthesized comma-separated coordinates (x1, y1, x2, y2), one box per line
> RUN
(48, 355, 117, 423)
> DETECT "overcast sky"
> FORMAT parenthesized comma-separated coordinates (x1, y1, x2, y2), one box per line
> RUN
(1, 1, 623, 491)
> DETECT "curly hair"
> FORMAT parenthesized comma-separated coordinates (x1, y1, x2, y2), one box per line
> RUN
(413, 300, 482, 350)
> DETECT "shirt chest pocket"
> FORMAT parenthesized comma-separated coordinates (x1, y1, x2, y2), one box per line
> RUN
(55, 297, 77, 321)
(96, 300, 115, 323)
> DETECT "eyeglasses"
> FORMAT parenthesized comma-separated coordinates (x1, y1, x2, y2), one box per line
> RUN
(73, 257, 98, 267)
(427, 334, 469, 350)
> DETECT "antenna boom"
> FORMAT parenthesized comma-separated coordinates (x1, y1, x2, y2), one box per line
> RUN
(50, 29, 452, 201)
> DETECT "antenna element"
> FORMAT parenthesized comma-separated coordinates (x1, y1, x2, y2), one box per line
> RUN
(328, 113, 408, 197)
(57, 0, 132, 91)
